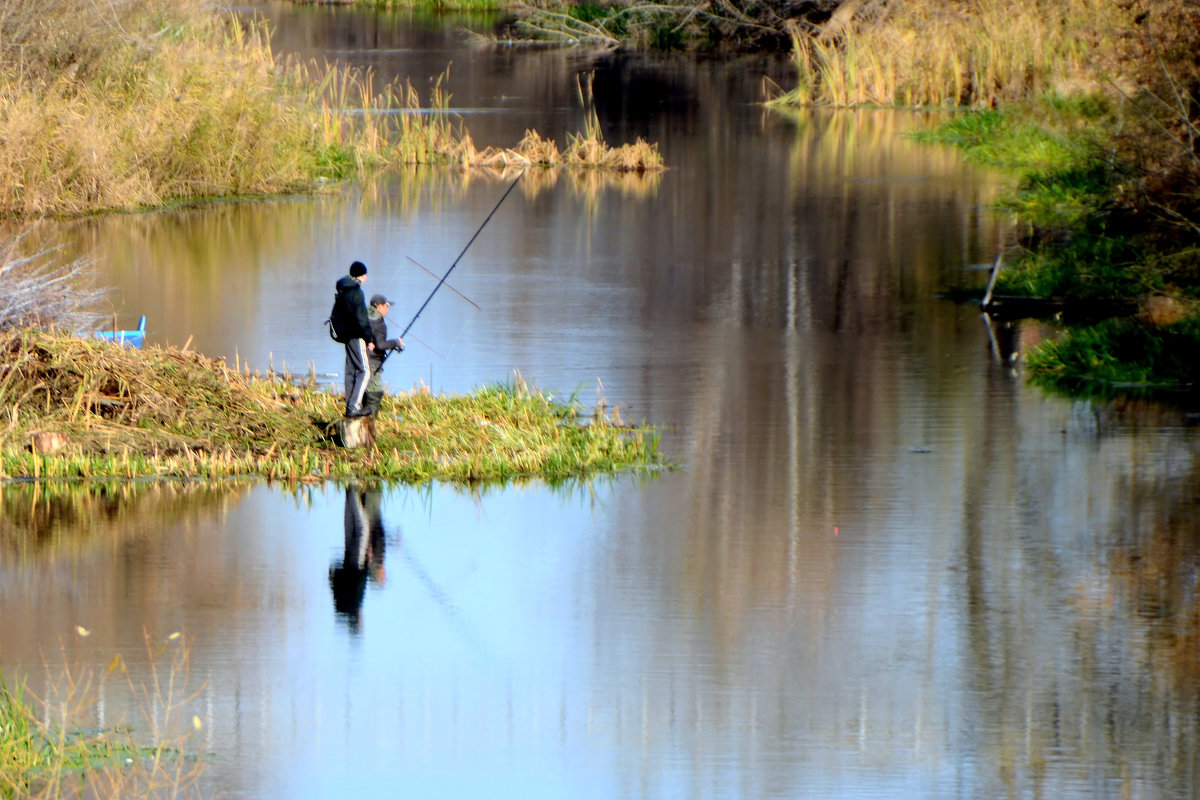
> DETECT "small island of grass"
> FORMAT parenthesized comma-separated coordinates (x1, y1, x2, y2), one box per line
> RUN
(0, 328, 664, 484)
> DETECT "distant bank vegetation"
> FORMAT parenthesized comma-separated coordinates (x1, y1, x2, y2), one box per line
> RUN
(301, 0, 800, 49)
(0, 0, 661, 218)
(772, 0, 1199, 401)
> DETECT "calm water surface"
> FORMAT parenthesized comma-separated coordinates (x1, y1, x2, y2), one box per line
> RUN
(3, 5, 1200, 799)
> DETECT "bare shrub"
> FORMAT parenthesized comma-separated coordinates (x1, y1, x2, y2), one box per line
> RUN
(0, 232, 106, 333)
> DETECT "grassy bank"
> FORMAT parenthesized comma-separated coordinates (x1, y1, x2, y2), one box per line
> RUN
(773, 0, 1200, 402)
(913, 97, 1200, 401)
(302, 0, 798, 50)
(0, 329, 663, 483)
(1024, 317, 1200, 401)
(0, 0, 661, 218)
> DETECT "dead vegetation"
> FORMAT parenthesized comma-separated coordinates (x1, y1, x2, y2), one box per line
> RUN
(0, 232, 107, 333)
(0, 0, 663, 218)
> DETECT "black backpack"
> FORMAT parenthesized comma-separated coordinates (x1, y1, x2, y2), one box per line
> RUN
(326, 293, 351, 343)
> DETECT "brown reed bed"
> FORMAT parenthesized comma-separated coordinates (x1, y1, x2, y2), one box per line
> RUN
(339, 70, 664, 173)
(0, 329, 663, 484)
(0, 0, 661, 219)
(776, 0, 1138, 109)
(0, 0, 317, 216)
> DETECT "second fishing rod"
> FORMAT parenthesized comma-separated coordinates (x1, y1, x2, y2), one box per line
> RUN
(400, 171, 524, 339)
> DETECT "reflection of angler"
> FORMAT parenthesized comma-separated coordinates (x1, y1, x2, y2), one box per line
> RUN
(329, 485, 388, 631)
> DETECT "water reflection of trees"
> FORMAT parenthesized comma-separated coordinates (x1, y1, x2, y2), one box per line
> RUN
(0, 481, 247, 563)
(585, 106, 1200, 793)
(957, 384, 1200, 797)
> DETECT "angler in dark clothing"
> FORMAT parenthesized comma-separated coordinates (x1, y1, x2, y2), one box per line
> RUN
(362, 294, 404, 415)
(332, 261, 374, 417)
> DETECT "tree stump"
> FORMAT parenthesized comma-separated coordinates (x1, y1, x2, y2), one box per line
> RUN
(338, 415, 376, 449)
(30, 431, 67, 454)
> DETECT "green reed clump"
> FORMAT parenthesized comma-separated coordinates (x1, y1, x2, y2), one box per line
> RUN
(1025, 317, 1200, 401)
(911, 100, 1122, 230)
(910, 109, 1086, 171)
(386, 376, 659, 482)
(0, 329, 663, 483)
(0, 673, 127, 797)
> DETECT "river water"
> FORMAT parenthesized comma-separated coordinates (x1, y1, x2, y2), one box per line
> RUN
(3, 3, 1200, 799)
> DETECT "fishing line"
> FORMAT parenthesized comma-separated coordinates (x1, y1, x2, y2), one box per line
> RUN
(400, 171, 524, 339)
(405, 256, 480, 310)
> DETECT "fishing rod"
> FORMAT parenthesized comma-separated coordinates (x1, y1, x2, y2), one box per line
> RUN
(400, 171, 524, 339)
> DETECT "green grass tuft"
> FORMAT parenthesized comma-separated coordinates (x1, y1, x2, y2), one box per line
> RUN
(1025, 316, 1200, 402)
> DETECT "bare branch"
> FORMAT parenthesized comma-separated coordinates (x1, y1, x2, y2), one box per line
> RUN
(0, 230, 109, 333)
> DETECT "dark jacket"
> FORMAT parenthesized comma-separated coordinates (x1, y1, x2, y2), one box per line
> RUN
(334, 275, 372, 342)
(367, 311, 403, 367)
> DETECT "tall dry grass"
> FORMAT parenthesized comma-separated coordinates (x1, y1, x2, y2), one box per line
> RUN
(0, 0, 662, 218)
(0, 0, 319, 215)
(0, 632, 206, 799)
(315, 66, 663, 172)
(780, 0, 1137, 108)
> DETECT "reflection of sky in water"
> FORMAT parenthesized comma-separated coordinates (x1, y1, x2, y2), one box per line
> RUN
(7, 393, 1199, 800)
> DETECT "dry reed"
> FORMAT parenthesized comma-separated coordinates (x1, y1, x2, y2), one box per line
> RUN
(0, 632, 206, 799)
(0, 0, 663, 218)
(780, 0, 1139, 108)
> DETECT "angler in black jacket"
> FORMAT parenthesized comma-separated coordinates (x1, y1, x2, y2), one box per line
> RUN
(362, 294, 404, 415)
(332, 261, 375, 416)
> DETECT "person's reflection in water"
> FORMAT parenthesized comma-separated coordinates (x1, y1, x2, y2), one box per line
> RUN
(329, 484, 388, 633)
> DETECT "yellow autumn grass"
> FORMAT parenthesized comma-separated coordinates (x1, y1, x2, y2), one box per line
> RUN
(779, 0, 1136, 108)
(0, 0, 662, 218)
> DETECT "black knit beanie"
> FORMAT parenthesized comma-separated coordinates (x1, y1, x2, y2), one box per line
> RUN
(349, 261, 368, 277)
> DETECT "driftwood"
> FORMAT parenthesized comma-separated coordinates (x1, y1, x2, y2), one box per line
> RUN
(980, 252, 1003, 308)
(980, 252, 1067, 318)
(0, 233, 108, 333)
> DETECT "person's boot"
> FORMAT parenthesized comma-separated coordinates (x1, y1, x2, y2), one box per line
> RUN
(362, 390, 383, 416)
